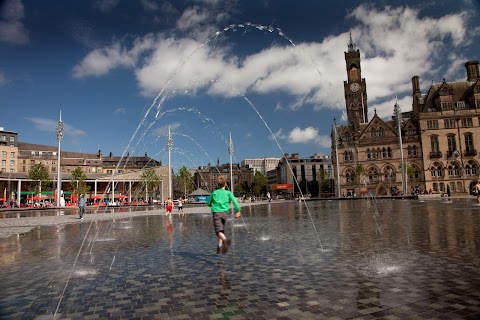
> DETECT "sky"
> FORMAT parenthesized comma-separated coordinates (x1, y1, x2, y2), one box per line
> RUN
(1, 0, 479, 172)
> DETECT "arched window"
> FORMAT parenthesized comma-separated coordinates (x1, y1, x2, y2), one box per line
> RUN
(372, 148, 377, 159)
(368, 167, 379, 183)
(382, 147, 387, 158)
(448, 162, 460, 177)
(366, 149, 371, 159)
(370, 127, 377, 137)
(384, 167, 395, 182)
(387, 147, 392, 158)
(465, 160, 478, 176)
(378, 127, 384, 137)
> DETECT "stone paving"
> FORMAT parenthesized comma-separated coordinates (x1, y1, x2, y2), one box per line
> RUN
(1, 199, 480, 319)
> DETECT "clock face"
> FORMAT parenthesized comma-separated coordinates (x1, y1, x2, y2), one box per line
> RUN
(350, 83, 359, 92)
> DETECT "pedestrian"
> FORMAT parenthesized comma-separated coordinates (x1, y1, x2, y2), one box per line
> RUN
(267, 192, 271, 202)
(166, 197, 174, 217)
(447, 185, 451, 197)
(78, 194, 85, 219)
(475, 180, 480, 205)
(177, 197, 184, 216)
(208, 175, 241, 254)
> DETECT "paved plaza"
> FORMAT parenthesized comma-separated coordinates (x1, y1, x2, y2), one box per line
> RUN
(1, 199, 480, 319)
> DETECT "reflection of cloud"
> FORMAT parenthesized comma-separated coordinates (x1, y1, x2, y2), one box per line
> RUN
(114, 107, 126, 115)
(0, 0, 29, 45)
(25, 117, 86, 136)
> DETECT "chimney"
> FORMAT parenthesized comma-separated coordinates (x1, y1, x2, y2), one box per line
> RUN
(412, 76, 420, 94)
(98, 150, 102, 158)
(465, 61, 479, 82)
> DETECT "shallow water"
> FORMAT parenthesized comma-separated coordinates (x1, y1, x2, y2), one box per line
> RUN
(1, 199, 480, 319)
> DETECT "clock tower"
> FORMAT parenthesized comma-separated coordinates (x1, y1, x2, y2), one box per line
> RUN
(344, 33, 368, 129)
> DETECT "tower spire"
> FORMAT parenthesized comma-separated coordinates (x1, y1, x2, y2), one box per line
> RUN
(348, 32, 356, 52)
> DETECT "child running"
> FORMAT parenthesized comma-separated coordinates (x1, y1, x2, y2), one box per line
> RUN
(207, 175, 241, 254)
(165, 197, 174, 217)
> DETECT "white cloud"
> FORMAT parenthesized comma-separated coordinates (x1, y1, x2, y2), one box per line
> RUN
(153, 123, 182, 137)
(73, 4, 473, 124)
(25, 117, 86, 136)
(0, 0, 29, 45)
(114, 107, 126, 115)
(95, 0, 120, 13)
(273, 127, 332, 148)
(0, 71, 7, 86)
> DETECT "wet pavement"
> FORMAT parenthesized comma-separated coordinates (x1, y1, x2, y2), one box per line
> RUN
(1, 198, 480, 319)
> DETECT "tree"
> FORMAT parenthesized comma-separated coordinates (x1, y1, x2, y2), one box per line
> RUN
(27, 163, 51, 195)
(317, 168, 332, 193)
(174, 166, 194, 198)
(140, 168, 160, 199)
(69, 167, 90, 196)
(252, 171, 267, 196)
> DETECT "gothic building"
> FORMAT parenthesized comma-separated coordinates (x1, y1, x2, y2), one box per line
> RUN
(332, 34, 480, 196)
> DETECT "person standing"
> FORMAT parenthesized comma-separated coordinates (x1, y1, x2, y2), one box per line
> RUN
(475, 180, 480, 205)
(208, 176, 241, 254)
(267, 192, 271, 202)
(177, 197, 184, 216)
(78, 194, 85, 219)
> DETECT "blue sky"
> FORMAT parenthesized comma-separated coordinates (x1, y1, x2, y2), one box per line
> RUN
(1, 0, 479, 172)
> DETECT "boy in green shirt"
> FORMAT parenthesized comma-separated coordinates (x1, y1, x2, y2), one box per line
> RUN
(208, 175, 241, 254)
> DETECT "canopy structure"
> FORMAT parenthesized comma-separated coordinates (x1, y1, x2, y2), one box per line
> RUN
(189, 188, 210, 203)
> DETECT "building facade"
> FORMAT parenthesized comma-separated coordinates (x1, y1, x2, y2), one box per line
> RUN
(332, 35, 480, 197)
(193, 162, 254, 193)
(241, 157, 281, 176)
(0, 127, 18, 174)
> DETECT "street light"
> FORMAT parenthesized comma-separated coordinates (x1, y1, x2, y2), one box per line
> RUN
(166, 126, 172, 198)
(228, 133, 234, 193)
(56, 111, 63, 206)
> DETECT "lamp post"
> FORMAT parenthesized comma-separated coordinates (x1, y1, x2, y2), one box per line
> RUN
(56, 111, 63, 206)
(166, 126, 172, 198)
(228, 133, 234, 193)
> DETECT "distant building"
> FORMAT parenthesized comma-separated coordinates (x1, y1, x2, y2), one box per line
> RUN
(193, 162, 254, 193)
(241, 157, 281, 176)
(0, 127, 18, 174)
(332, 34, 480, 197)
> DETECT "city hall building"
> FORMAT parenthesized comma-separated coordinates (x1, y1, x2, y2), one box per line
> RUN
(332, 35, 480, 197)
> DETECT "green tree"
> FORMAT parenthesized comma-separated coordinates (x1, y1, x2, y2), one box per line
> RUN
(69, 167, 90, 196)
(27, 163, 51, 195)
(252, 171, 267, 196)
(234, 182, 244, 196)
(317, 168, 332, 193)
(174, 166, 194, 198)
(141, 168, 160, 199)
(308, 180, 320, 197)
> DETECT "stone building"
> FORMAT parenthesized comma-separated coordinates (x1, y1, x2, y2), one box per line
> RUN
(332, 34, 480, 197)
(0, 127, 18, 174)
(192, 161, 254, 193)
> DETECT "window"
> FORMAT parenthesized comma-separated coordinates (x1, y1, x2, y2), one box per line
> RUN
(448, 163, 460, 177)
(465, 160, 478, 176)
(10, 160, 14, 166)
(2, 151, 6, 158)
(465, 133, 474, 154)
(461, 118, 473, 127)
(9, 136, 14, 142)
(447, 135, 456, 155)
(30, 160, 35, 164)
(387, 147, 392, 158)
(378, 127, 384, 137)
(368, 167, 379, 183)
(366, 149, 371, 159)
(10, 152, 15, 157)
(444, 119, 456, 128)
(1, 135, 5, 141)
(427, 120, 438, 129)
(1, 160, 5, 166)
(430, 136, 440, 153)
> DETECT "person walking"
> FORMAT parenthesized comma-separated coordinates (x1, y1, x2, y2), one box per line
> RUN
(165, 197, 174, 217)
(78, 194, 85, 219)
(177, 197, 184, 216)
(208, 175, 241, 254)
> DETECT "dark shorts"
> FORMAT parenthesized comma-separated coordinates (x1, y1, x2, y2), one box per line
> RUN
(212, 212, 228, 234)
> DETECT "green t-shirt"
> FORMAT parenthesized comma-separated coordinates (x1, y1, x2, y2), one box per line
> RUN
(208, 188, 241, 213)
